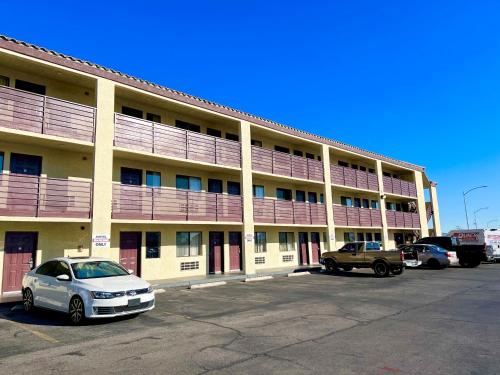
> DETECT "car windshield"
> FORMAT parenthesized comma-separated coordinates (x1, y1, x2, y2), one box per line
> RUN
(71, 261, 129, 279)
(430, 245, 447, 253)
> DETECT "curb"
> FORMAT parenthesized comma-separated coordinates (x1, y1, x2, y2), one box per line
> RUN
(244, 275, 274, 283)
(287, 271, 311, 277)
(189, 281, 227, 289)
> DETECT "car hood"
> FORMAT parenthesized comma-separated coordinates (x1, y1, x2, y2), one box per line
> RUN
(76, 275, 150, 292)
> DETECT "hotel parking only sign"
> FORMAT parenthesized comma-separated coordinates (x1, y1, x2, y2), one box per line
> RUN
(92, 234, 110, 248)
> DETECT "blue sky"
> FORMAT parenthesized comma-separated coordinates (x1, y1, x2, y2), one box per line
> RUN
(3, 1, 499, 232)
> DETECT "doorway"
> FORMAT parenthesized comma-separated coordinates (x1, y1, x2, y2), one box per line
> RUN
(2, 232, 37, 293)
(394, 233, 404, 246)
(209, 232, 224, 274)
(298, 232, 309, 265)
(228, 232, 242, 271)
(119, 232, 141, 276)
(311, 232, 321, 264)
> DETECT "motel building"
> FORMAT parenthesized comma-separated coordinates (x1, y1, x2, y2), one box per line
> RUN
(0, 35, 441, 296)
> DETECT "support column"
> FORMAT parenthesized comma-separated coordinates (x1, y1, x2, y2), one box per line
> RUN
(90, 78, 115, 257)
(414, 170, 430, 238)
(376, 160, 390, 250)
(429, 182, 442, 235)
(321, 144, 335, 251)
(240, 121, 255, 275)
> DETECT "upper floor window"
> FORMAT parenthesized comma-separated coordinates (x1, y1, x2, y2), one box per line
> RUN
(276, 188, 292, 201)
(251, 139, 263, 147)
(306, 153, 315, 160)
(341, 196, 352, 207)
(15, 79, 46, 95)
(362, 199, 370, 208)
(121, 167, 142, 185)
(320, 194, 324, 204)
(207, 128, 222, 138)
(351, 164, 358, 170)
(308, 192, 318, 203)
(359, 166, 367, 172)
(371, 200, 380, 209)
(338, 161, 349, 168)
(274, 145, 290, 154)
(176, 120, 200, 133)
(146, 171, 161, 187)
(296, 190, 306, 202)
(226, 133, 239, 142)
(227, 181, 241, 195)
(354, 198, 361, 208)
(122, 106, 143, 119)
(208, 179, 223, 194)
(293, 150, 304, 157)
(253, 185, 265, 198)
(0, 75, 9, 87)
(386, 202, 397, 211)
(176, 175, 201, 191)
(146, 113, 161, 123)
(383, 172, 392, 177)
(0, 152, 4, 173)
(368, 168, 375, 174)
(10, 153, 42, 176)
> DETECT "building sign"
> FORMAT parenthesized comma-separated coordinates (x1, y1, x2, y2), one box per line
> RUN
(92, 234, 110, 248)
(245, 233, 254, 243)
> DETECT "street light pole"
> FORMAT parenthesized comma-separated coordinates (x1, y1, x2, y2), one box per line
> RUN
(473, 207, 488, 229)
(463, 186, 488, 229)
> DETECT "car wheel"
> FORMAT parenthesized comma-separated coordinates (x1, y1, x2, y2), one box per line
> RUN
(373, 261, 390, 277)
(342, 266, 353, 271)
(427, 259, 440, 269)
(68, 296, 85, 325)
(391, 266, 404, 275)
(23, 288, 34, 312)
(325, 259, 338, 273)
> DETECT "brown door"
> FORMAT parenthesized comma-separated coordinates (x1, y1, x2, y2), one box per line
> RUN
(120, 232, 141, 276)
(209, 232, 224, 274)
(2, 232, 37, 293)
(229, 232, 242, 271)
(311, 232, 321, 264)
(298, 232, 309, 265)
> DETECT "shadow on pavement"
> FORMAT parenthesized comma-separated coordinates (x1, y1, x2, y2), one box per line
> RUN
(308, 268, 397, 278)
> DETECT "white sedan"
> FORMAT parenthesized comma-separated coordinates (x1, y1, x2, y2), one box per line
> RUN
(22, 257, 155, 324)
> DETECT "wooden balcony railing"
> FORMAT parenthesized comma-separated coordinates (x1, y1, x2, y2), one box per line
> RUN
(383, 176, 417, 197)
(386, 211, 420, 228)
(0, 86, 96, 142)
(0, 173, 92, 218)
(112, 184, 243, 222)
(251, 146, 324, 182)
(114, 114, 241, 168)
(330, 165, 379, 191)
(253, 198, 327, 225)
(333, 205, 382, 227)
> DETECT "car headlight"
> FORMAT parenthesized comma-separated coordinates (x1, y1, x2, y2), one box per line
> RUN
(147, 286, 154, 293)
(91, 291, 125, 299)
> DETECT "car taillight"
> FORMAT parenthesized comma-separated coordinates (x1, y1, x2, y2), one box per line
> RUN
(446, 252, 452, 258)
(400, 251, 404, 261)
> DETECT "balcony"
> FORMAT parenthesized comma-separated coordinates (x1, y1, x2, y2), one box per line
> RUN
(112, 184, 243, 222)
(383, 176, 417, 197)
(386, 211, 420, 228)
(333, 205, 382, 227)
(251, 146, 324, 182)
(0, 86, 96, 143)
(114, 114, 241, 168)
(253, 198, 327, 225)
(330, 165, 379, 191)
(0, 173, 92, 219)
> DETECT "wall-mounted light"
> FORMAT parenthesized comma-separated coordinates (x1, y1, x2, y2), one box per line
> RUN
(380, 194, 387, 199)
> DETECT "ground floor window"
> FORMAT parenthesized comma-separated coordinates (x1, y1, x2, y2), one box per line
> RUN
(374, 233, 382, 242)
(279, 232, 295, 252)
(344, 232, 355, 242)
(146, 232, 161, 258)
(176, 232, 202, 257)
(255, 232, 267, 253)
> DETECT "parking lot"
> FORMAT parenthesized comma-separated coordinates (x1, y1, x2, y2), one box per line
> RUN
(1, 265, 499, 374)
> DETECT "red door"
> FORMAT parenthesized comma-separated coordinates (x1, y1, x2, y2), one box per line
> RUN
(209, 232, 224, 273)
(2, 232, 37, 293)
(311, 232, 321, 264)
(229, 232, 242, 271)
(120, 232, 141, 276)
(298, 232, 309, 265)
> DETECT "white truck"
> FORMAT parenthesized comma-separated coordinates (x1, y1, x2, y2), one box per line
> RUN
(448, 229, 500, 262)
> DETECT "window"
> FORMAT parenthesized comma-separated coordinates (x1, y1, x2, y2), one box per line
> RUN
(208, 179, 223, 194)
(0, 75, 9, 86)
(351, 164, 358, 170)
(362, 199, 370, 208)
(371, 200, 379, 209)
(0, 152, 3, 172)
(146, 113, 161, 123)
(176, 120, 201, 133)
(251, 139, 263, 147)
(146, 171, 161, 187)
(395, 203, 402, 212)
(366, 242, 381, 251)
(10, 153, 42, 176)
(386, 202, 396, 211)
(15, 79, 46, 95)
(276, 188, 292, 200)
(383, 172, 392, 177)
(306, 153, 315, 159)
(36, 261, 57, 276)
(225, 133, 239, 142)
(176, 232, 201, 257)
(227, 181, 241, 195)
(317, 156, 322, 161)
(341, 196, 352, 207)
(176, 175, 202, 191)
(279, 232, 295, 252)
(366, 233, 373, 241)
(338, 161, 349, 167)
(207, 128, 222, 137)
(374, 233, 382, 242)
(146, 232, 161, 259)
(359, 166, 367, 172)
(122, 106, 143, 118)
(308, 192, 318, 203)
(343, 232, 355, 242)
(339, 242, 356, 252)
(121, 167, 142, 185)
(354, 198, 361, 208)
(253, 185, 265, 198)
(320, 194, 324, 204)
(274, 145, 290, 153)
(368, 168, 375, 174)
(296, 190, 306, 202)
(255, 232, 267, 253)
(293, 150, 304, 157)
(357, 233, 365, 241)
(54, 261, 72, 278)
(402, 202, 409, 212)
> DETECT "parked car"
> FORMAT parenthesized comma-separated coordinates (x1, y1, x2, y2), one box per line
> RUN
(22, 257, 155, 324)
(320, 241, 404, 277)
(399, 244, 450, 269)
(448, 229, 500, 262)
(415, 236, 483, 267)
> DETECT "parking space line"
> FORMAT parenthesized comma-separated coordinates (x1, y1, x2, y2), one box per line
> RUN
(0, 318, 59, 344)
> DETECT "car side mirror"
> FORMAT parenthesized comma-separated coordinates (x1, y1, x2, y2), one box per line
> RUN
(128, 269, 134, 275)
(56, 274, 70, 281)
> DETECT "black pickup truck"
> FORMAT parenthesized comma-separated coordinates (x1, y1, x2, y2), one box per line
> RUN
(415, 236, 484, 268)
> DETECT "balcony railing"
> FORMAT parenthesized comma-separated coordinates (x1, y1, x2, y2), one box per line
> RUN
(251, 146, 324, 182)
(330, 165, 379, 191)
(114, 114, 241, 168)
(112, 184, 243, 222)
(0, 86, 96, 143)
(253, 198, 327, 225)
(0, 173, 92, 218)
(333, 205, 382, 227)
(386, 211, 420, 228)
(383, 176, 417, 197)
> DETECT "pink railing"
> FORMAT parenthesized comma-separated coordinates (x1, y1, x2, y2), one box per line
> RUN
(333, 205, 382, 227)
(253, 198, 327, 225)
(251, 146, 324, 182)
(0, 86, 96, 142)
(386, 211, 420, 228)
(383, 176, 417, 197)
(114, 114, 241, 168)
(0, 173, 92, 218)
(330, 165, 379, 191)
(112, 184, 243, 222)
